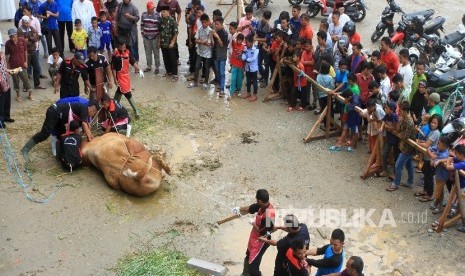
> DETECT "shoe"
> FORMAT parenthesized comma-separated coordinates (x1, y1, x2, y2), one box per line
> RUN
(143, 67, 152, 72)
(314, 109, 321, 115)
(187, 82, 198, 88)
(154, 68, 160, 74)
(39, 74, 48, 79)
(202, 84, 208, 90)
(4, 118, 15, 123)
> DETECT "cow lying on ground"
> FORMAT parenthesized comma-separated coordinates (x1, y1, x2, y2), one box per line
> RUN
(81, 133, 171, 196)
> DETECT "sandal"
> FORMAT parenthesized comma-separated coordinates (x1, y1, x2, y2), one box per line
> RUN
(215, 87, 221, 93)
(171, 76, 179, 82)
(414, 191, 428, 197)
(399, 183, 412, 188)
(28, 95, 35, 101)
(143, 68, 152, 72)
(287, 106, 295, 112)
(219, 92, 225, 98)
(187, 82, 198, 88)
(248, 95, 258, 102)
(16, 96, 22, 102)
(296, 106, 305, 111)
(239, 93, 250, 99)
(432, 208, 442, 214)
(431, 220, 439, 227)
(386, 185, 399, 192)
(346, 147, 353, 152)
(419, 196, 434, 202)
(329, 146, 341, 152)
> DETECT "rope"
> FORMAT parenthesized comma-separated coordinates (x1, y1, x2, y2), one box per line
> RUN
(0, 125, 64, 204)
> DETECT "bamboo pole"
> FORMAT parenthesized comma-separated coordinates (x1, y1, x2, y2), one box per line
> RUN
(217, 214, 241, 225)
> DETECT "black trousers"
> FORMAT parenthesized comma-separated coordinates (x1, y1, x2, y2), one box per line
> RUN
(194, 56, 211, 83)
(58, 21, 74, 52)
(28, 51, 41, 87)
(33, 105, 63, 143)
(289, 85, 309, 107)
(243, 243, 270, 276)
(161, 47, 178, 75)
(45, 29, 63, 55)
(246, 71, 258, 94)
(422, 160, 435, 196)
(0, 88, 11, 122)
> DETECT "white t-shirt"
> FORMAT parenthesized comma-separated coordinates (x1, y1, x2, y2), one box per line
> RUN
(328, 13, 351, 28)
(398, 63, 413, 95)
(380, 76, 391, 101)
(328, 22, 343, 41)
(47, 55, 63, 68)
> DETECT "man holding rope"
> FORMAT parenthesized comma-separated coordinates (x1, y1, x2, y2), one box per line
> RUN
(232, 189, 275, 276)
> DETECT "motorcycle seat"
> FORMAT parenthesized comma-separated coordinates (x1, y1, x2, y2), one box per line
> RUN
(402, 9, 434, 22)
(424, 16, 446, 34)
(427, 69, 465, 87)
(443, 31, 465, 45)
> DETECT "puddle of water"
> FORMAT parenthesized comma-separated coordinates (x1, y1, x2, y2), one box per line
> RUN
(168, 134, 201, 165)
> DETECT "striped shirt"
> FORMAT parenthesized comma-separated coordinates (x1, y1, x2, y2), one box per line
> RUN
(141, 11, 161, 40)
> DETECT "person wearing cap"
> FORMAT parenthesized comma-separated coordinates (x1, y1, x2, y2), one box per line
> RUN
(21, 100, 98, 161)
(86, 46, 113, 100)
(258, 214, 310, 276)
(111, 39, 143, 118)
(54, 52, 92, 99)
(231, 189, 275, 276)
(0, 46, 14, 128)
(4, 29, 35, 102)
(38, 0, 62, 55)
(115, 0, 140, 64)
(427, 92, 442, 117)
(141, 1, 161, 74)
(410, 79, 428, 123)
(159, 5, 179, 81)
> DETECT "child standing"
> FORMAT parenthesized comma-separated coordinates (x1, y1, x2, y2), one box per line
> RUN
(241, 35, 259, 102)
(288, 51, 308, 111)
(88, 17, 102, 50)
(228, 33, 245, 100)
(429, 136, 451, 214)
(316, 61, 335, 115)
(238, 6, 257, 38)
(99, 11, 113, 59)
(47, 47, 63, 82)
(71, 19, 88, 59)
(363, 99, 386, 154)
(188, 13, 212, 89)
(330, 90, 362, 151)
(212, 16, 228, 97)
(301, 39, 316, 110)
(444, 144, 465, 233)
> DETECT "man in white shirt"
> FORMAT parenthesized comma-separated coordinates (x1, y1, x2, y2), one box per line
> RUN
(72, 0, 96, 32)
(327, 3, 351, 28)
(328, 10, 343, 44)
(398, 49, 414, 95)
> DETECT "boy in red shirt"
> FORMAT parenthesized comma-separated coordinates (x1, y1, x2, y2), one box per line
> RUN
(229, 33, 245, 100)
(301, 39, 316, 110)
(288, 51, 308, 111)
(263, 31, 284, 93)
(355, 61, 374, 107)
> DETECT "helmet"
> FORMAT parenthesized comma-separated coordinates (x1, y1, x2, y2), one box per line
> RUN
(462, 13, 465, 26)
(337, 35, 349, 52)
(343, 21, 356, 37)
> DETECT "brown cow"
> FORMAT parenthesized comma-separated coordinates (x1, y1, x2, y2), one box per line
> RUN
(81, 133, 171, 196)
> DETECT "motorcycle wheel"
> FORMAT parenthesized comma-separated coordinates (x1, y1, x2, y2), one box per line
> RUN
(288, 0, 303, 5)
(371, 29, 384, 43)
(352, 2, 366, 22)
(306, 5, 320, 18)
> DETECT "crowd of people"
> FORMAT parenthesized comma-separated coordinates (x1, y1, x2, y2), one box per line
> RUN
(0, 0, 465, 272)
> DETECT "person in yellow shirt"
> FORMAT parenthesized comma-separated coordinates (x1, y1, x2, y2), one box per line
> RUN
(71, 19, 88, 59)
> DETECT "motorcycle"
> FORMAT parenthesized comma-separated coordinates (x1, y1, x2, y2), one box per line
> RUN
(408, 34, 445, 65)
(391, 15, 446, 48)
(370, 0, 437, 43)
(426, 69, 465, 96)
(305, 0, 367, 22)
(442, 24, 465, 56)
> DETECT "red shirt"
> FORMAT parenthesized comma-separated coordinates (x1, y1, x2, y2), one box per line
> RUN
(299, 25, 313, 41)
(230, 41, 245, 68)
(4, 38, 27, 69)
(270, 40, 282, 62)
(301, 49, 315, 78)
(294, 62, 308, 88)
(380, 49, 400, 80)
(93, 0, 101, 17)
(349, 33, 361, 45)
(356, 73, 373, 105)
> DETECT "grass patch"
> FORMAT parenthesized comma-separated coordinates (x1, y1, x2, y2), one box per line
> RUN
(114, 248, 203, 276)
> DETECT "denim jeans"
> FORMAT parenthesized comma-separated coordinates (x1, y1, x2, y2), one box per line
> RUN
(258, 47, 269, 83)
(393, 152, 414, 187)
(214, 59, 226, 92)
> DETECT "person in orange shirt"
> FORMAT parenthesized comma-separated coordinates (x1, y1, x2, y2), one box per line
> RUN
(287, 51, 309, 111)
(263, 31, 284, 94)
(229, 33, 245, 100)
(300, 39, 317, 110)
(298, 14, 313, 41)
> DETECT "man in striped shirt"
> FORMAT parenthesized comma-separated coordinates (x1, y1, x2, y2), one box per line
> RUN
(141, 1, 161, 74)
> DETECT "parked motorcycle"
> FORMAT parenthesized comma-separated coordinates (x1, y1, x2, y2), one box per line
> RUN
(391, 15, 446, 48)
(304, 0, 367, 22)
(371, 0, 405, 42)
(442, 24, 465, 56)
(426, 69, 465, 96)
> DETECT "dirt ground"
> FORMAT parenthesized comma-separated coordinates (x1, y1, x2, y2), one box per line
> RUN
(1, 0, 465, 275)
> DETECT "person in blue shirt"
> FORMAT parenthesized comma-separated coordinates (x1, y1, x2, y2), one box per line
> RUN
(444, 144, 465, 233)
(306, 228, 345, 276)
(14, 2, 25, 28)
(241, 35, 259, 102)
(57, 0, 74, 52)
(289, 5, 301, 40)
(429, 136, 451, 215)
(39, 0, 62, 55)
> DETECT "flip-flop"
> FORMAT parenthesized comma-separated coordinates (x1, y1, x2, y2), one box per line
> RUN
(400, 183, 412, 188)
(248, 95, 258, 102)
(287, 106, 295, 112)
(386, 186, 398, 192)
(414, 191, 428, 197)
(419, 196, 434, 202)
(16, 96, 22, 102)
(329, 146, 341, 152)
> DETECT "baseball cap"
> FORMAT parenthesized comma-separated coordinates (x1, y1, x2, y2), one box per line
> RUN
(429, 92, 440, 103)
(21, 16, 30, 24)
(8, 28, 17, 36)
(147, 1, 155, 10)
(74, 52, 86, 64)
(387, 100, 397, 111)
(418, 80, 427, 87)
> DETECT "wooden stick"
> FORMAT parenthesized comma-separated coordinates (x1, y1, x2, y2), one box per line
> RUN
(303, 106, 328, 142)
(436, 184, 457, 233)
(455, 170, 465, 226)
(217, 214, 240, 225)
(324, 95, 332, 138)
(222, 0, 236, 20)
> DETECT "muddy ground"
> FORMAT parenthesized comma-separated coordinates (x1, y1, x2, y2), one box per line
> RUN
(1, 0, 465, 275)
